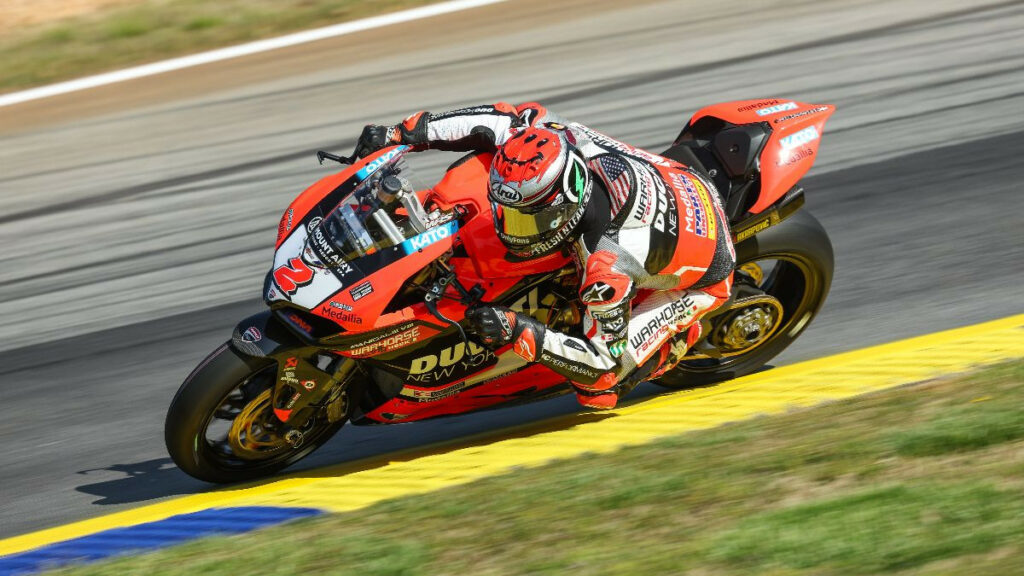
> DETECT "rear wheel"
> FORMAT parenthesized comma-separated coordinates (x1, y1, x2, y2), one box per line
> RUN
(656, 210, 833, 388)
(165, 343, 347, 483)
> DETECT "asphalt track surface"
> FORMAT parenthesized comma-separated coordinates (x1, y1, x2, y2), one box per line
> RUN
(1, 0, 1022, 539)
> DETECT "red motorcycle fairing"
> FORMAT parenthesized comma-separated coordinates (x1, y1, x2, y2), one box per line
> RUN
(343, 266, 579, 423)
(265, 146, 580, 423)
(685, 99, 834, 214)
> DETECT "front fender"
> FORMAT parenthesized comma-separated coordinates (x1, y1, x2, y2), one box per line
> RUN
(230, 311, 306, 358)
(231, 311, 344, 424)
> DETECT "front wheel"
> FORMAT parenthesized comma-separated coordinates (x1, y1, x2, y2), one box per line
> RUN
(656, 209, 834, 388)
(165, 343, 347, 483)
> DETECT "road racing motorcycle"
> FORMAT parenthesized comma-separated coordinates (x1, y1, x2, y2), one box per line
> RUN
(166, 99, 836, 483)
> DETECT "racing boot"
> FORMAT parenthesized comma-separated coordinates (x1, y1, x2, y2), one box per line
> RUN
(573, 372, 619, 410)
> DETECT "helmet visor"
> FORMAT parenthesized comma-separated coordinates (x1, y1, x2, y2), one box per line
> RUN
(494, 202, 577, 246)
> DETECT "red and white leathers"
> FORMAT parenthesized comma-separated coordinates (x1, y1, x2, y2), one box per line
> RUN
(391, 102, 736, 409)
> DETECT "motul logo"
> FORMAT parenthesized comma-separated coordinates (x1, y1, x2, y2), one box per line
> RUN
(273, 258, 313, 295)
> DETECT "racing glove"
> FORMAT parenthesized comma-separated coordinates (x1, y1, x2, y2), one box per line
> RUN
(353, 124, 396, 158)
(464, 305, 544, 362)
(353, 113, 431, 158)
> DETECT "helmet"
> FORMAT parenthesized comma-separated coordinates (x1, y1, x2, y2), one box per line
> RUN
(488, 126, 592, 258)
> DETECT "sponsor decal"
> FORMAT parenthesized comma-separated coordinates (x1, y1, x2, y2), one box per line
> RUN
(273, 257, 314, 295)
(755, 101, 798, 116)
(277, 208, 294, 240)
(491, 181, 523, 204)
(608, 339, 627, 358)
(602, 315, 626, 333)
(629, 295, 699, 356)
(563, 339, 587, 353)
(355, 145, 407, 180)
(669, 172, 716, 240)
(319, 304, 362, 324)
(347, 325, 421, 356)
(514, 329, 537, 362)
(498, 229, 532, 245)
(432, 106, 496, 120)
(776, 147, 815, 167)
(735, 217, 773, 242)
(407, 341, 496, 383)
(241, 326, 262, 343)
(401, 221, 459, 253)
(652, 180, 679, 238)
(539, 351, 601, 381)
(773, 106, 829, 124)
(329, 301, 353, 311)
(525, 204, 586, 256)
(581, 282, 614, 304)
(579, 126, 670, 166)
(306, 217, 354, 274)
(779, 126, 820, 149)
(287, 313, 313, 333)
(280, 356, 300, 386)
(349, 281, 373, 301)
(736, 99, 780, 112)
(302, 380, 316, 390)
(405, 381, 474, 401)
(631, 177, 653, 223)
(563, 155, 588, 203)
(591, 302, 629, 341)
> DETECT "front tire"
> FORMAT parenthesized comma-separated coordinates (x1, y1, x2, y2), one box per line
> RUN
(656, 209, 834, 388)
(165, 343, 345, 483)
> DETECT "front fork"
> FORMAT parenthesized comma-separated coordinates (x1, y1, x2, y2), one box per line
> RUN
(231, 311, 355, 433)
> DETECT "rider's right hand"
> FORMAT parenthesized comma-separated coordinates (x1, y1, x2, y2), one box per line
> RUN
(353, 124, 396, 158)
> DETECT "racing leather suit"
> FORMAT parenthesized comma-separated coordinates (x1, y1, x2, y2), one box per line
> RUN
(386, 102, 736, 403)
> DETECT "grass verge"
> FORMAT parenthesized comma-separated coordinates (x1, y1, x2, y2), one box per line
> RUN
(53, 360, 1024, 575)
(0, 0, 445, 93)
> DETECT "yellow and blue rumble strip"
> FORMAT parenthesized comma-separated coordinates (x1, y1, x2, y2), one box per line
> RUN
(1, 313, 1022, 575)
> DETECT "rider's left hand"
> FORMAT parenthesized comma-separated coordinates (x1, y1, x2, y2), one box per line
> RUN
(464, 305, 519, 347)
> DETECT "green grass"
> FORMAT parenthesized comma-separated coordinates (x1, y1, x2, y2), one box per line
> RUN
(0, 0, 444, 93)
(51, 360, 1024, 575)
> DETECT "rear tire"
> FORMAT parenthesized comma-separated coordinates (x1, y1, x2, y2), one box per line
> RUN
(165, 343, 345, 483)
(656, 209, 833, 388)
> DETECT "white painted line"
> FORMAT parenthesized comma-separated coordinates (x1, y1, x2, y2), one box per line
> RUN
(0, 0, 507, 108)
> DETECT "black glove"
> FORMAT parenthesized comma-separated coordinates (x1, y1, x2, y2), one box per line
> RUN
(464, 305, 520, 347)
(352, 124, 395, 159)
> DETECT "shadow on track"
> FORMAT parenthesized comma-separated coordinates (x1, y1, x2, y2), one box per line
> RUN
(75, 458, 204, 505)
(68, 381, 709, 506)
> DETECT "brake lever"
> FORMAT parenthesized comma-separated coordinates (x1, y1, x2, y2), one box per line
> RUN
(424, 271, 470, 344)
(317, 150, 358, 165)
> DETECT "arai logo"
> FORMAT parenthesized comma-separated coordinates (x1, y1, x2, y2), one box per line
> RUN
(756, 101, 798, 116)
(779, 126, 819, 149)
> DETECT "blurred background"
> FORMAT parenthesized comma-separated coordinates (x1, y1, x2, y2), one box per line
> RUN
(1, 0, 1022, 543)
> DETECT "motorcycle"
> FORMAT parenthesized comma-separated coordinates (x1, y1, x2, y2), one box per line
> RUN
(165, 99, 835, 483)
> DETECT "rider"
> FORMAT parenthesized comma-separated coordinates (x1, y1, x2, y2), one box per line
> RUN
(354, 102, 735, 409)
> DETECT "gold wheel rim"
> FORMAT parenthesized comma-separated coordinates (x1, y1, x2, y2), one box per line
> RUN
(228, 389, 289, 459)
(738, 262, 764, 285)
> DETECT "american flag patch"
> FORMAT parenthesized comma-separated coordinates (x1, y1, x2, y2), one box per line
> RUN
(592, 155, 632, 212)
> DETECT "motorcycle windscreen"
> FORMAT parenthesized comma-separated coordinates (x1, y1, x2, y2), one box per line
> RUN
(309, 171, 439, 272)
